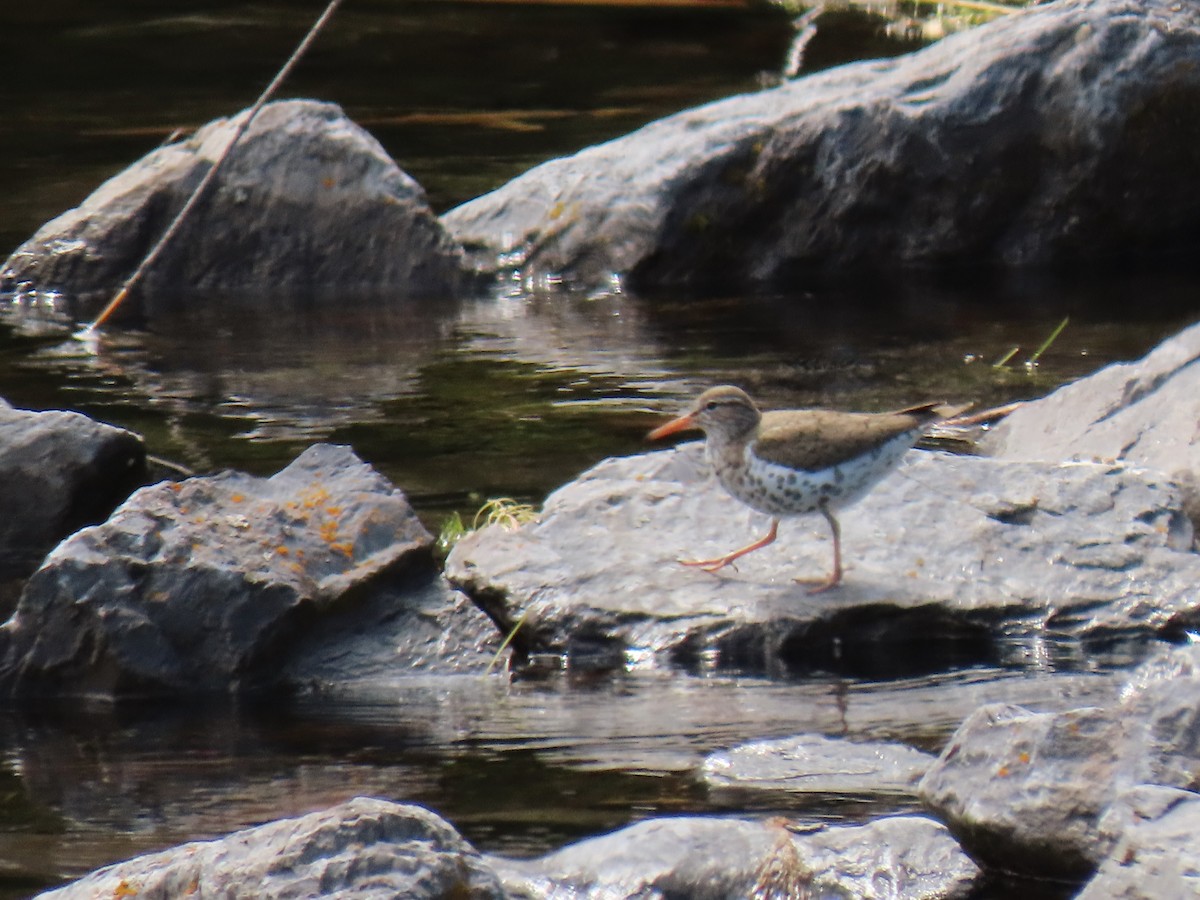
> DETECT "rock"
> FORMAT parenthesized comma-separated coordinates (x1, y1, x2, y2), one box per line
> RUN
(0, 443, 490, 698)
(442, 0, 1200, 293)
(490, 814, 979, 899)
(36, 796, 505, 900)
(1076, 785, 1200, 899)
(985, 320, 1200, 481)
(281, 577, 502, 687)
(445, 443, 1200, 675)
(703, 733, 934, 798)
(918, 644, 1200, 878)
(0, 399, 145, 583)
(1, 100, 468, 311)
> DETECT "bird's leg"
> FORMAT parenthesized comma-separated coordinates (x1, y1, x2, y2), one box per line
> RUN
(800, 503, 842, 594)
(680, 518, 779, 572)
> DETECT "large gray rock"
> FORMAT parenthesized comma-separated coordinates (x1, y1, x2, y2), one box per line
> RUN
(490, 814, 979, 899)
(918, 644, 1200, 878)
(2, 100, 468, 310)
(703, 734, 934, 799)
(442, 0, 1200, 292)
(37, 796, 506, 900)
(1076, 785, 1200, 899)
(446, 443, 1200, 674)
(0, 443, 492, 698)
(0, 400, 145, 582)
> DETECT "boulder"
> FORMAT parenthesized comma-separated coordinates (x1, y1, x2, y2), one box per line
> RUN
(0, 399, 145, 583)
(703, 733, 934, 799)
(1076, 785, 1200, 899)
(918, 644, 1200, 878)
(489, 814, 979, 899)
(36, 796, 506, 900)
(0, 443, 494, 698)
(442, 0, 1200, 293)
(1, 100, 468, 312)
(445, 443, 1200, 675)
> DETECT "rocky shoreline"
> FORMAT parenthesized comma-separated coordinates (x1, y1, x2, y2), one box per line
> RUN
(4, 0, 1200, 312)
(3, 0, 1200, 895)
(0, 315, 1196, 899)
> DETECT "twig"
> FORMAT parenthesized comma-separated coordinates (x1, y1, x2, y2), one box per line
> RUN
(82, 0, 345, 335)
(1027, 316, 1069, 366)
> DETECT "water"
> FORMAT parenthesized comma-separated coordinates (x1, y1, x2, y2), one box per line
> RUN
(1, 2, 1197, 897)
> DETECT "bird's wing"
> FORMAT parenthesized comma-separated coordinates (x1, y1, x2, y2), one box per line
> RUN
(754, 408, 936, 472)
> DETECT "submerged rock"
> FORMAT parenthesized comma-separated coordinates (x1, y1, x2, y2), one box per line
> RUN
(36, 797, 506, 900)
(0, 399, 145, 584)
(490, 814, 979, 899)
(0, 444, 495, 698)
(446, 443, 1200, 675)
(703, 733, 934, 798)
(443, 0, 1200, 292)
(918, 643, 1200, 879)
(1, 100, 468, 312)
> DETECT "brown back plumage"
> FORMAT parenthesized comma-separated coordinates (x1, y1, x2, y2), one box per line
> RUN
(753, 402, 949, 472)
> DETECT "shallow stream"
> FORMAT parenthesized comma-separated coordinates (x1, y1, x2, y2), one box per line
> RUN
(1, 3, 1197, 896)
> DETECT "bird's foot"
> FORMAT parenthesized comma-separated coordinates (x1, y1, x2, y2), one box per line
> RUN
(678, 556, 739, 573)
(795, 573, 841, 595)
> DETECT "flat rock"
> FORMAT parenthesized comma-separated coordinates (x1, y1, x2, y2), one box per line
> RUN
(703, 733, 934, 798)
(1, 100, 468, 311)
(1076, 785, 1200, 899)
(0, 399, 145, 583)
(490, 814, 979, 899)
(36, 796, 505, 900)
(0, 443, 492, 698)
(442, 0, 1200, 292)
(918, 644, 1200, 878)
(446, 444, 1200, 674)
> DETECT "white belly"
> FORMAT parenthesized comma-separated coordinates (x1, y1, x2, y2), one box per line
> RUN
(710, 431, 917, 518)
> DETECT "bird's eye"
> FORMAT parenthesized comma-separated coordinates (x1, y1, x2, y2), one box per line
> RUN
(704, 401, 719, 411)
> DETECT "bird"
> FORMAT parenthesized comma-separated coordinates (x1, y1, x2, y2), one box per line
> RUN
(648, 385, 959, 593)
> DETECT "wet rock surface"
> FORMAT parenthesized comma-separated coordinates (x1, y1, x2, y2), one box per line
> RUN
(0, 399, 146, 585)
(36, 797, 507, 900)
(489, 813, 979, 900)
(1, 100, 468, 310)
(443, 0, 1200, 292)
(446, 444, 1199, 673)
(919, 643, 1200, 879)
(0, 443, 493, 698)
(702, 733, 934, 798)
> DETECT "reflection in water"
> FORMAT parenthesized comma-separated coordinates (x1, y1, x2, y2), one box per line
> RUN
(0, 662, 1124, 890)
(1, 275, 1193, 518)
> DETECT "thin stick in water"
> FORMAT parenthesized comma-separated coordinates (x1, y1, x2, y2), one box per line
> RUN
(83, 0, 345, 335)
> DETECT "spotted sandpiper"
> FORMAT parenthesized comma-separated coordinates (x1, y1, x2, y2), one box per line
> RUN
(648, 385, 958, 593)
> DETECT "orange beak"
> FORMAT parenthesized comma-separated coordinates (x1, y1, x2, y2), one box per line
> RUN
(647, 412, 697, 441)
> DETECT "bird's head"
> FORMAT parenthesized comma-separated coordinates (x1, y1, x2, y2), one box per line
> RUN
(648, 385, 761, 443)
